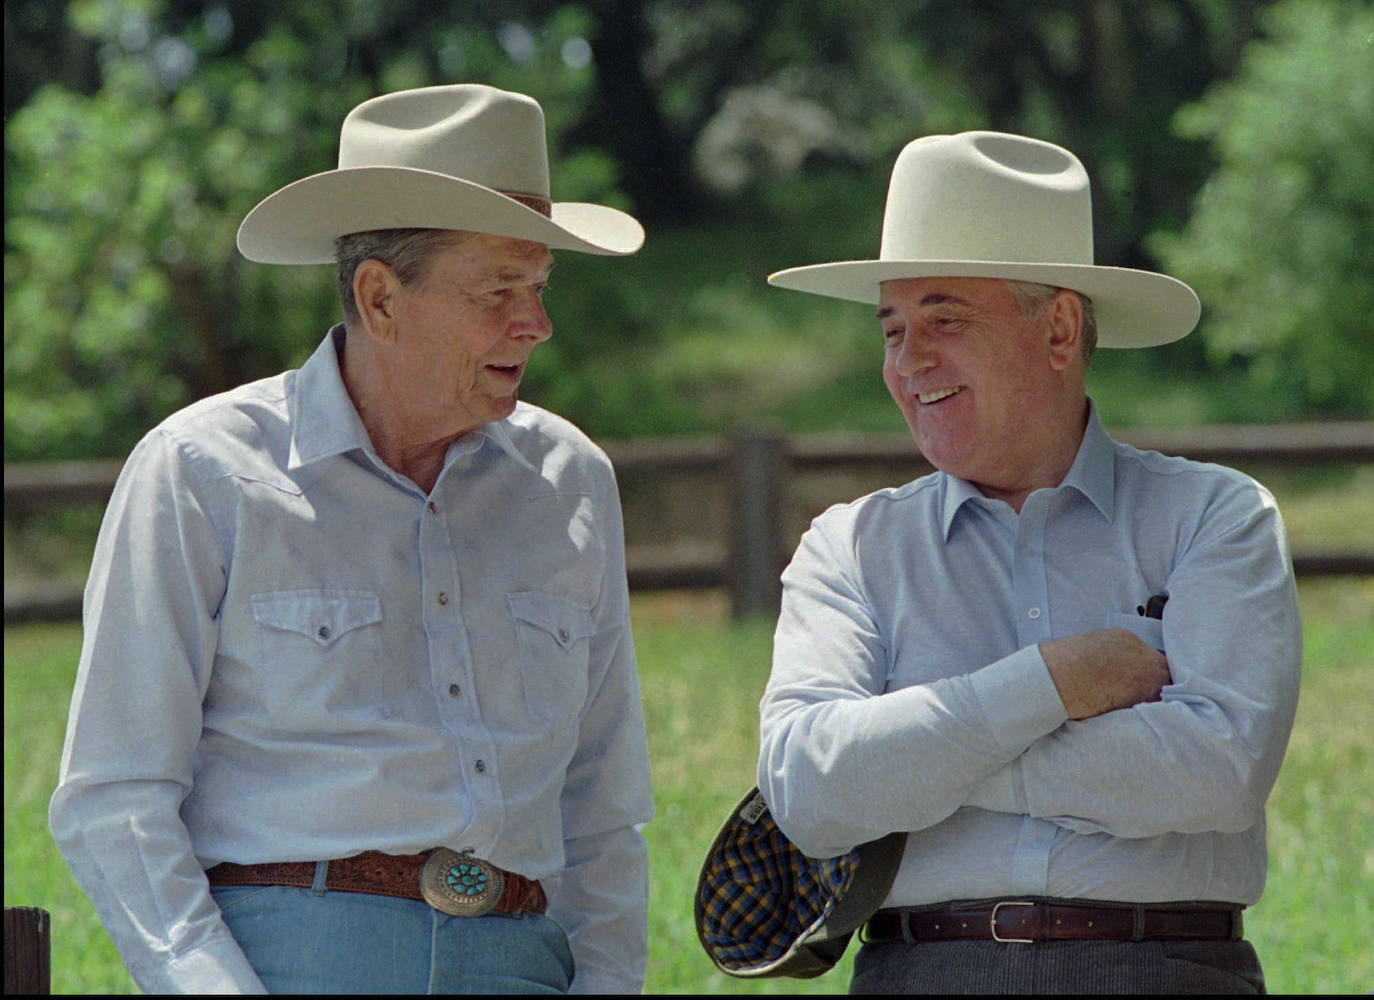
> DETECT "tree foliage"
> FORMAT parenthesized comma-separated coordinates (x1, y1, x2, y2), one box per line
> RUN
(1154, 0, 1374, 417)
(9, 0, 1363, 463)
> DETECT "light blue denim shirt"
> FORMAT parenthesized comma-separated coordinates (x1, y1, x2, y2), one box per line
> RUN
(50, 327, 653, 994)
(759, 404, 1301, 909)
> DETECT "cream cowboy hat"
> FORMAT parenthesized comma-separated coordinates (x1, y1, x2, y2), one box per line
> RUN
(237, 84, 644, 263)
(768, 131, 1199, 347)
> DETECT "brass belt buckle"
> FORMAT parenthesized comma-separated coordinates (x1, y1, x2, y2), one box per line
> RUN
(991, 900, 1036, 943)
(420, 848, 505, 917)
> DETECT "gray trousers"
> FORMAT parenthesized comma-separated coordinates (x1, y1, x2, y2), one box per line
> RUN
(850, 938, 1265, 994)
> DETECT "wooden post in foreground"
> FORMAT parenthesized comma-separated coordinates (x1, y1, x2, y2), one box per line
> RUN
(728, 427, 786, 619)
(4, 906, 51, 994)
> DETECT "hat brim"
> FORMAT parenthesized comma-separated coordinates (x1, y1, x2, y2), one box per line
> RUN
(237, 166, 644, 264)
(768, 259, 1200, 348)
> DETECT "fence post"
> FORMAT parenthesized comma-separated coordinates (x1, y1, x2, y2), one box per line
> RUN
(4, 906, 51, 994)
(728, 426, 786, 619)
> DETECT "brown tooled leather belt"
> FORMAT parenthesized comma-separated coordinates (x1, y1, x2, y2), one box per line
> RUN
(865, 899, 1242, 944)
(205, 849, 546, 918)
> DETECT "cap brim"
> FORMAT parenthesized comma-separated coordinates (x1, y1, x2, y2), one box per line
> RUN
(237, 166, 644, 264)
(768, 259, 1200, 348)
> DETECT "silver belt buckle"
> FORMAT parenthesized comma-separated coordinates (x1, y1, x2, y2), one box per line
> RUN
(419, 848, 505, 917)
(991, 900, 1036, 943)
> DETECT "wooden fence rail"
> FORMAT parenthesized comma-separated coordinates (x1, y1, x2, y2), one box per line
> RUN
(5, 422, 1373, 622)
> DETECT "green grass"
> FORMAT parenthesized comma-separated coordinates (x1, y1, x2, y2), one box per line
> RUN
(5, 581, 1371, 994)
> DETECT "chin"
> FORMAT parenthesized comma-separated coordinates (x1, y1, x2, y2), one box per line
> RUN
(490, 396, 520, 421)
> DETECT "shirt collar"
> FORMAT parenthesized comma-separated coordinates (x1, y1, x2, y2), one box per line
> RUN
(289, 325, 541, 478)
(938, 398, 1116, 540)
(1059, 399, 1116, 523)
(476, 418, 539, 475)
(288, 326, 374, 471)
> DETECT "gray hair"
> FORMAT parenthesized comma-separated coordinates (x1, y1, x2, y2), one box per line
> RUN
(1005, 280, 1098, 368)
(335, 229, 473, 323)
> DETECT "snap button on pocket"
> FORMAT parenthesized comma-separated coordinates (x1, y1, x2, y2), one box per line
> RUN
(250, 590, 385, 726)
(507, 590, 594, 726)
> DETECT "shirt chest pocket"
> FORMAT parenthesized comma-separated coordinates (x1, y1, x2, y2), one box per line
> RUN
(508, 590, 594, 727)
(251, 590, 384, 727)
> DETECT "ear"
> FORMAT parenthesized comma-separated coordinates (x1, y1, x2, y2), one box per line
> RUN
(353, 259, 401, 344)
(1044, 290, 1084, 372)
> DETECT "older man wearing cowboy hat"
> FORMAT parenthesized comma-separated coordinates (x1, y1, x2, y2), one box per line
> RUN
(50, 84, 652, 994)
(757, 132, 1300, 993)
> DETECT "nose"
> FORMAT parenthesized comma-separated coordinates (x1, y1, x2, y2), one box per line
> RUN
(893, 324, 937, 377)
(512, 288, 553, 343)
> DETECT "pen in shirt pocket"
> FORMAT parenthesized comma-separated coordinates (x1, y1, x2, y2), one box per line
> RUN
(1137, 593, 1168, 619)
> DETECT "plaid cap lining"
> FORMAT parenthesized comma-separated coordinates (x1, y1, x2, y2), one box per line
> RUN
(697, 800, 859, 971)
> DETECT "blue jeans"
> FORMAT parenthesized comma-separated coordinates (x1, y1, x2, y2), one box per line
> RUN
(211, 883, 575, 994)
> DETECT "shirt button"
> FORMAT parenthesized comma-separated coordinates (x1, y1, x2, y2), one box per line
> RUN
(474, 759, 486, 773)
(437, 592, 449, 606)
(1028, 607, 1042, 620)
(317, 625, 331, 639)
(557, 628, 570, 644)
(427, 501, 438, 514)
(448, 684, 461, 698)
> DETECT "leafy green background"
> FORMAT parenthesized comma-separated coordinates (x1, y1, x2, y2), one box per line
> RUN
(6, 0, 1373, 465)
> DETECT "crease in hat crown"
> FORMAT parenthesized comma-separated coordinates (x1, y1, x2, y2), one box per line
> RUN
(339, 85, 551, 198)
(237, 84, 644, 264)
(767, 130, 1199, 348)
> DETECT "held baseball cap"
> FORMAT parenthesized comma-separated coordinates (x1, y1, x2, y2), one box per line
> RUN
(695, 788, 906, 979)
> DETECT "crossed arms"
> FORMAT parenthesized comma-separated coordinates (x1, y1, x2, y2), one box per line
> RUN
(757, 481, 1301, 860)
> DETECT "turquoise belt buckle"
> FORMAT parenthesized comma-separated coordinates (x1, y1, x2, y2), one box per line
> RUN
(420, 848, 505, 917)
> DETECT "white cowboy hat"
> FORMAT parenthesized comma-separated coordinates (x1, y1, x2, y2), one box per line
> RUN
(237, 84, 644, 264)
(768, 131, 1199, 347)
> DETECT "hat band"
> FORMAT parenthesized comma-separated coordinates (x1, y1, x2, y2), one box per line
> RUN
(499, 191, 551, 218)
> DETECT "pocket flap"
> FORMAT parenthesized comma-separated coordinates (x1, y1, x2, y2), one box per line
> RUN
(252, 590, 382, 648)
(508, 590, 595, 648)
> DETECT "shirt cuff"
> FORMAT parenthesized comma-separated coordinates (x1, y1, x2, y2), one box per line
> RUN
(160, 936, 268, 994)
(968, 643, 1068, 752)
(571, 972, 642, 995)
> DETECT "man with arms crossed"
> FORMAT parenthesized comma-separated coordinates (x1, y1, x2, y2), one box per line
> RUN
(759, 131, 1300, 993)
(50, 84, 652, 994)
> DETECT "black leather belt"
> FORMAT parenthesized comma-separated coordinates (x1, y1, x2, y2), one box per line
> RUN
(865, 899, 1243, 944)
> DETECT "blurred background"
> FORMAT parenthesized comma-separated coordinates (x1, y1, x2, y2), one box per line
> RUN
(6, 0, 1372, 463)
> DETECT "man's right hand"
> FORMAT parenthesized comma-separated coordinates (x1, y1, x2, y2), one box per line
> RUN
(1040, 628, 1172, 720)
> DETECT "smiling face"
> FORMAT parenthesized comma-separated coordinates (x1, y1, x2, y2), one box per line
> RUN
(878, 276, 1088, 508)
(375, 231, 555, 436)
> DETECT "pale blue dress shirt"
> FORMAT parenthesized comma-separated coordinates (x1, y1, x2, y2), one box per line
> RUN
(759, 404, 1301, 909)
(50, 327, 653, 994)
